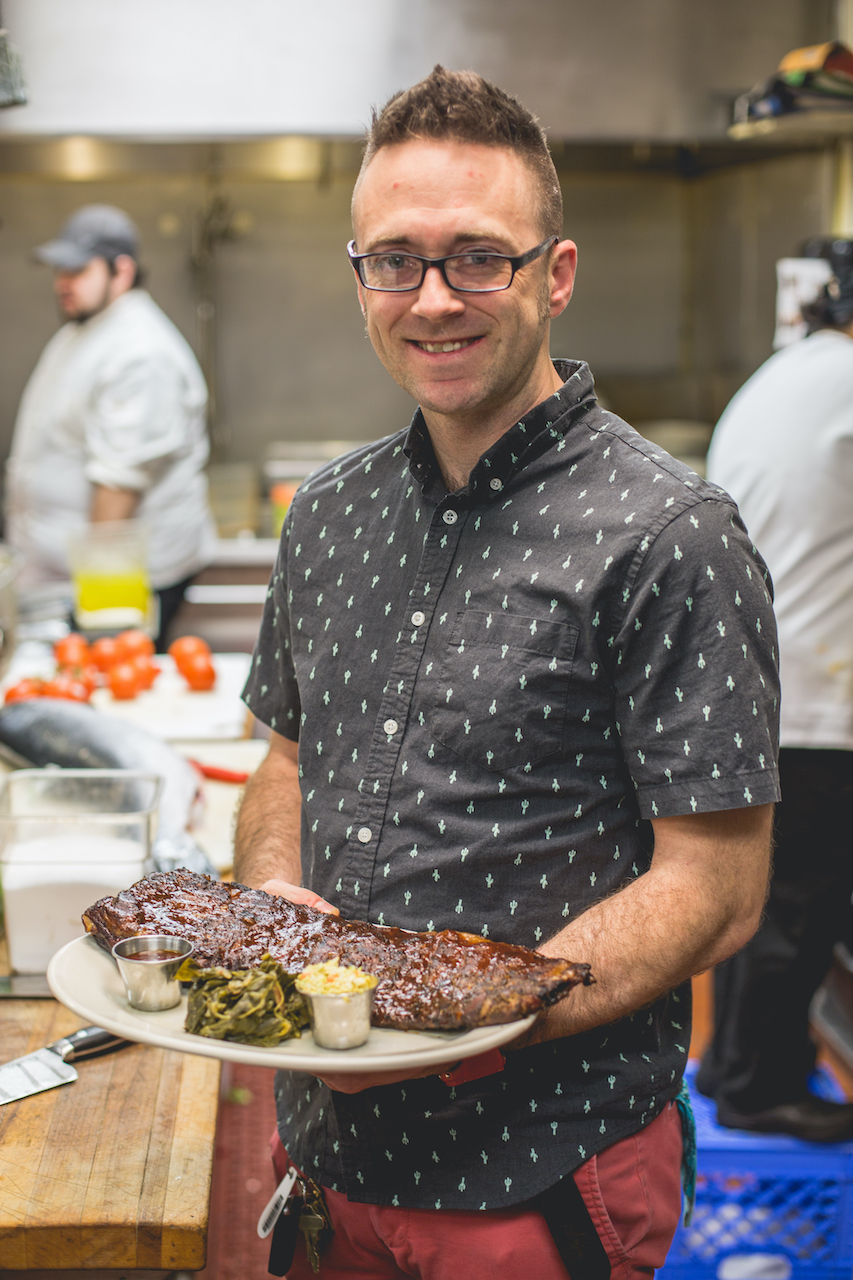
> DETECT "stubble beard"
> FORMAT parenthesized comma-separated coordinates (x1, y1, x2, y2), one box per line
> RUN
(366, 277, 554, 424)
(64, 280, 114, 326)
(430, 285, 554, 423)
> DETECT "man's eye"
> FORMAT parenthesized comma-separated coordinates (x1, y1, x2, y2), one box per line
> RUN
(375, 255, 411, 271)
(459, 253, 497, 268)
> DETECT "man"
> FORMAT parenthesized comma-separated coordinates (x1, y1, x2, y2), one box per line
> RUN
(696, 243, 853, 1143)
(6, 204, 217, 647)
(237, 68, 780, 1279)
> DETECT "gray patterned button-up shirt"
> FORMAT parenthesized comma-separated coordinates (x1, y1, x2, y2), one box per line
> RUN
(243, 359, 781, 1211)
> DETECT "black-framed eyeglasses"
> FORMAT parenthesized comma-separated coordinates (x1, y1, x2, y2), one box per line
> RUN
(346, 236, 558, 294)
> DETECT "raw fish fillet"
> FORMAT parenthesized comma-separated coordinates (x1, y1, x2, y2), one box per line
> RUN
(82, 870, 592, 1031)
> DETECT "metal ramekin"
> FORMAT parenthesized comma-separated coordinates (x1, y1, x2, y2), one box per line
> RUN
(112, 935, 194, 1012)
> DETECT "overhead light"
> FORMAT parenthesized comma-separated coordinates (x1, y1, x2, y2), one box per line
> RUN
(56, 136, 106, 180)
(243, 137, 324, 181)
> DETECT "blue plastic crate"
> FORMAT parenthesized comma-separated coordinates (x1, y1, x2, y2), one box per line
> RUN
(661, 1061, 853, 1280)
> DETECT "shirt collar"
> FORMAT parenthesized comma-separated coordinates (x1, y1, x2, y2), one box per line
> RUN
(404, 360, 597, 502)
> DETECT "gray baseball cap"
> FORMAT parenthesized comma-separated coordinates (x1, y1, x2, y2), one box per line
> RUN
(34, 205, 139, 271)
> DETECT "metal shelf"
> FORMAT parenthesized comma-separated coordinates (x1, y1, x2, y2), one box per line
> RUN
(729, 110, 853, 141)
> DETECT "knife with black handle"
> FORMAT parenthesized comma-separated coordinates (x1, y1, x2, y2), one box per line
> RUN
(0, 1026, 128, 1105)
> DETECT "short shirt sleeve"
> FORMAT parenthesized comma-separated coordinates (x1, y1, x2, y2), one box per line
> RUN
(241, 521, 301, 741)
(613, 497, 781, 818)
(84, 353, 192, 491)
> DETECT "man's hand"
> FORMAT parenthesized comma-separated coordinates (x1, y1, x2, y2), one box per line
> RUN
(261, 879, 339, 915)
(313, 1064, 443, 1093)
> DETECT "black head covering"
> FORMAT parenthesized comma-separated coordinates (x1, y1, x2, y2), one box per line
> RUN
(802, 237, 853, 330)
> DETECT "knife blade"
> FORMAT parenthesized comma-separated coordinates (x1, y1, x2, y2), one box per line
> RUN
(0, 973, 54, 998)
(0, 1025, 127, 1105)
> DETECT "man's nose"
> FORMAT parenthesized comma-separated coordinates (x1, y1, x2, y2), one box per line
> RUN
(410, 265, 466, 318)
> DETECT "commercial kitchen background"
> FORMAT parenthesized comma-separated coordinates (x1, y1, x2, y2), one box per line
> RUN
(3, 9, 853, 1274)
(0, 0, 848, 649)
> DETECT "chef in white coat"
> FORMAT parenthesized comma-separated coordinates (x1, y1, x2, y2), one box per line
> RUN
(7, 204, 217, 646)
(696, 240, 853, 1142)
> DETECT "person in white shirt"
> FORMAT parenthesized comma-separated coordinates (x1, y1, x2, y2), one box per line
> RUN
(6, 204, 217, 647)
(697, 240, 853, 1142)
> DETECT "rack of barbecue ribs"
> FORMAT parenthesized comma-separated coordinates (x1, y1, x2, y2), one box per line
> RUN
(82, 870, 592, 1032)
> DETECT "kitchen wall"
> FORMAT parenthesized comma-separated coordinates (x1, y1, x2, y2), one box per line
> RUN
(0, 146, 833, 468)
(0, 0, 834, 141)
(0, 0, 839, 476)
(597, 148, 836, 426)
(689, 151, 836, 414)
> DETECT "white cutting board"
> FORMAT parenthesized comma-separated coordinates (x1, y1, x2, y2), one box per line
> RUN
(91, 652, 253, 741)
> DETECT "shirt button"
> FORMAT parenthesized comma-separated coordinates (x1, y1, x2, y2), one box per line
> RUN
(442, 509, 458, 525)
(411, 610, 426, 626)
(383, 718, 399, 735)
(357, 827, 373, 844)
(489, 478, 503, 491)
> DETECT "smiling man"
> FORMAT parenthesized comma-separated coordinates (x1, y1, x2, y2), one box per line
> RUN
(236, 68, 780, 1280)
(349, 138, 572, 481)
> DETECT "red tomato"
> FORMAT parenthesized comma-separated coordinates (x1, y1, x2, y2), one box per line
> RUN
(54, 633, 91, 669)
(43, 672, 91, 702)
(168, 635, 211, 674)
(130, 653, 160, 690)
(4, 678, 46, 703)
(108, 662, 142, 700)
(181, 652, 216, 691)
(57, 663, 102, 693)
(115, 629, 155, 662)
(91, 636, 121, 672)
(77, 663, 104, 693)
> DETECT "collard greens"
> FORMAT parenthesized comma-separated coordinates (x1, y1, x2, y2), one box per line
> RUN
(180, 953, 309, 1047)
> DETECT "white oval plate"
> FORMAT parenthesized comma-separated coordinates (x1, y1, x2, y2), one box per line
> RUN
(47, 935, 536, 1072)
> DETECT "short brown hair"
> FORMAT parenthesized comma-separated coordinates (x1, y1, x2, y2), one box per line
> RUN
(356, 66, 563, 238)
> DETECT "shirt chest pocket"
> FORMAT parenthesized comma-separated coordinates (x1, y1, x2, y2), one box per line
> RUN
(430, 611, 580, 772)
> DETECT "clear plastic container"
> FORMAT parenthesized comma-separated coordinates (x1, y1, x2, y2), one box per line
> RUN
(0, 769, 162, 973)
(66, 519, 155, 633)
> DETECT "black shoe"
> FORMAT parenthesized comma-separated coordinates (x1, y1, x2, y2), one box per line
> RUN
(715, 1096, 853, 1143)
(693, 1063, 717, 1099)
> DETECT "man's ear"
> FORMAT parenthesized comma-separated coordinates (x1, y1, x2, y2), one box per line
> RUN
(549, 239, 578, 319)
(112, 254, 137, 293)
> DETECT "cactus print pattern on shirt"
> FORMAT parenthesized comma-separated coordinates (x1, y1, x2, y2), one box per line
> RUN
(243, 359, 781, 1210)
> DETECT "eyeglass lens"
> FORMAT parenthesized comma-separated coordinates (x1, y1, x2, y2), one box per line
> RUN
(361, 251, 514, 292)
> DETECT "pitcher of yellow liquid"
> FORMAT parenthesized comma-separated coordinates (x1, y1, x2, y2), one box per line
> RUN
(66, 521, 156, 634)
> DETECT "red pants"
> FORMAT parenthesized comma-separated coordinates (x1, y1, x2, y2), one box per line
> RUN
(270, 1102, 683, 1279)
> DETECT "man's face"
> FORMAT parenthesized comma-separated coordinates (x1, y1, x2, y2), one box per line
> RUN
(351, 139, 576, 428)
(53, 256, 116, 322)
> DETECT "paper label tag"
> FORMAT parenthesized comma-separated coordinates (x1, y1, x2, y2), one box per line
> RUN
(257, 1166, 299, 1239)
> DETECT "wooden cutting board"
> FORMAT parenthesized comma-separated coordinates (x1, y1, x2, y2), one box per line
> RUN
(0, 996, 220, 1274)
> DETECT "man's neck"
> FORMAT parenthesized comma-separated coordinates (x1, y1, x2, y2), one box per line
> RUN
(427, 416, 508, 492)
(423, 360, 565, 492)
(70, 288, 129, 327)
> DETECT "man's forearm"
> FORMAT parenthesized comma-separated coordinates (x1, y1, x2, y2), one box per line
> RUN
(520, 803, 774, 1047)
(233, 736, 302, 888)
(90, 484, 140, 522)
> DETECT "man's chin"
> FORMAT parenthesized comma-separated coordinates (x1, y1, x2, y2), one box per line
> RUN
(57, 290, 113, 325)
(60, 304, 100, 325)
(395, 365, 486, 413)
(414, 375, 503, 422)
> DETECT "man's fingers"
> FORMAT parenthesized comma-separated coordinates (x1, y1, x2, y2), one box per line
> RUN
(316, 1065, 440, 1094)
(260, 878, 340, 914)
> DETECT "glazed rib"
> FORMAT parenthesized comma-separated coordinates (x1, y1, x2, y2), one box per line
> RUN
(82, 870, 592, 1031)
